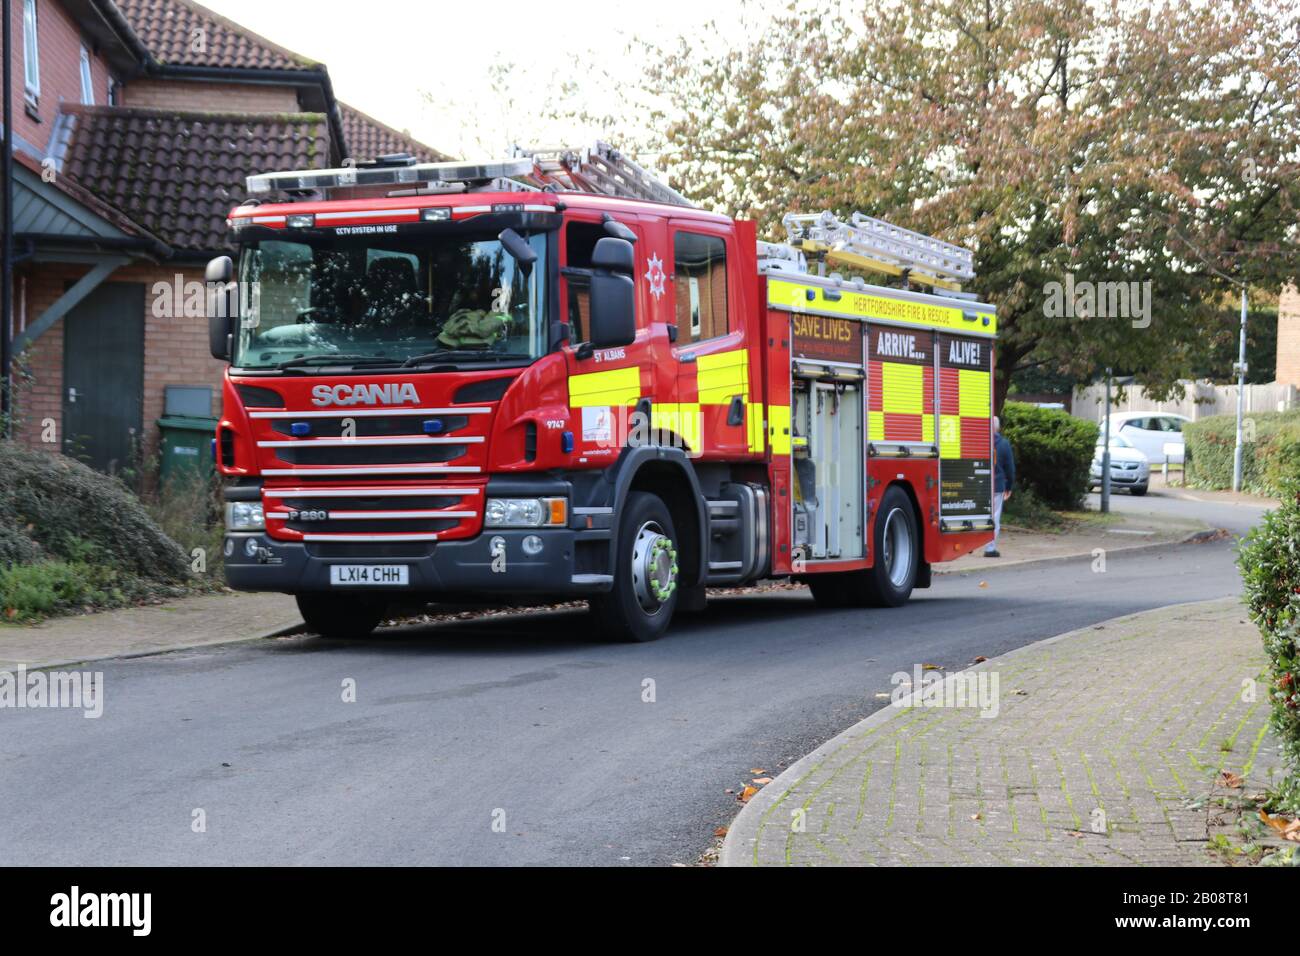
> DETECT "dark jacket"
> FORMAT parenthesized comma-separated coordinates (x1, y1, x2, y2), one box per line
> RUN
(994, 433, 1015, 494)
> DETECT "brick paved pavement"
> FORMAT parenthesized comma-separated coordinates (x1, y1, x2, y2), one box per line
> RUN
(721, 597, 1281, 866)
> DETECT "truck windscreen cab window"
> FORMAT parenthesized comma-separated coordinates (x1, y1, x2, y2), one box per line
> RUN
(673, 231, 728, 343)
(233, 231, 547, 370)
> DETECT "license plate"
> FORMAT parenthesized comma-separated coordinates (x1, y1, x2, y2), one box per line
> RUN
(329, 564, 409, 586)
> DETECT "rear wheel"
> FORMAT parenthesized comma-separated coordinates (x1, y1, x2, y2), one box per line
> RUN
(589, 491, 680, 642)
(807, 485, 919, 609)
(296, 593, 386, 639)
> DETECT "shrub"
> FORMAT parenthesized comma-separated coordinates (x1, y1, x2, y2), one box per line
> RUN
(0, 560, 128, 623)
(0, 441, 190, 583)
(1237, 481, 1300, 813)
(1000, 402, 1099, 509)
(1002, 486, 1068, 531)
(1184, 410, 1300, 497)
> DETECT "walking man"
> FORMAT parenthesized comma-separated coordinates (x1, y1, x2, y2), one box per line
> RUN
(985, 416, 1015, 557)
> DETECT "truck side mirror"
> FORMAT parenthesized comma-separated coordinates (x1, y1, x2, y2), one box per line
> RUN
(206, 256, 236, 361)
(588, 237, 636, 349)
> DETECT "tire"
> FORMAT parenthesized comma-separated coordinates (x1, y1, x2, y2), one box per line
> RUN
(589, 491, 680, 642)
(296, 593, 386, 639)
(1130, 484, 1148, 496)
(807, 485, 919, 609)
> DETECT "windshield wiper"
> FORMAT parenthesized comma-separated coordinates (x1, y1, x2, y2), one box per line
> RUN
(277, 354, 397, 370)
(400, 349, 526, 367)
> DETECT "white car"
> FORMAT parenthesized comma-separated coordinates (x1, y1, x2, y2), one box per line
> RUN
(1089, 433, 1150, 495)
(1103, 412, 1190, 465)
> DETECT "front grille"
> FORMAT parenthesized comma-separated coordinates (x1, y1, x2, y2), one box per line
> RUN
(270, 415, 470, 438)
(285, 517, 461, 534)
(264, 483, 483, 543)
(272, 443, 468, 466)
(307, 542, 434, 559)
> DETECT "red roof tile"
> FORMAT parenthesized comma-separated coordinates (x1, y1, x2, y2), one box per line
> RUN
(60, 105, 331, 252)
(114, 0, 317, 71)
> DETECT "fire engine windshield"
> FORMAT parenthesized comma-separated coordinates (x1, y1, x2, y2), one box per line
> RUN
(232, 231, 547, 369)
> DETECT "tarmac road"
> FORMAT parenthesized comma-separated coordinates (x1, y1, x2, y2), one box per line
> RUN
(0, 489, 1271, 866)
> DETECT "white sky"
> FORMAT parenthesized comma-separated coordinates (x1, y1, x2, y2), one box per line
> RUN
(200, 0, 771, 161)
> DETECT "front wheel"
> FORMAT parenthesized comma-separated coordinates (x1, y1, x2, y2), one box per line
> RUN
(296, 593, 386, 639)
(589, 491, 680, 642)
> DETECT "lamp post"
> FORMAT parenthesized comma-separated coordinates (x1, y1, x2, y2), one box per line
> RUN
(2, 0, 14, 439)
(1101, 369, 1111, 514)
(1232, 285, 1248, 492)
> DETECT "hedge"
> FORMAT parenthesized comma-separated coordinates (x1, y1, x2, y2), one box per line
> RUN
(1184, 410, 1300, 497)
(1000, 402, 1099, 510)
(0, 442, 190, 581)
(1238, 481, 1300, 814)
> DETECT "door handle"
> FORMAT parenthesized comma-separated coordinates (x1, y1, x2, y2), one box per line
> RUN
(727, 395, 745, 427)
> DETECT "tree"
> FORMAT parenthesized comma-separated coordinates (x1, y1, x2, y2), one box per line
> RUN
(634, 0, 1300, 408)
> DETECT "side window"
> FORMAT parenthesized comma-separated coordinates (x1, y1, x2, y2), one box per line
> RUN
(1162, 417, 1183, 433)
(23, 0, 40, 105)
(563, 221, 606, 342)
(79, 45, 94, 105)
(673, 231, 728, 343)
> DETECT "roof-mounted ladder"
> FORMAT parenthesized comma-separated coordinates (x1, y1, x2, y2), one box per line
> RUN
(511, 142, 692, 207)
(759, 210, 976, 292)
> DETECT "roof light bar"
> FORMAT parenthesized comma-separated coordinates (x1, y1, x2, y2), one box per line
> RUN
(246, 159, 535, 196)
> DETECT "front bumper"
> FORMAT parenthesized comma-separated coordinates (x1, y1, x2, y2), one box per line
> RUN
(224, 528, 611, 597)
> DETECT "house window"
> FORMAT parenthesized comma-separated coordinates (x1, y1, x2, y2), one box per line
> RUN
(79, 46, 94, 105)
(673, 231, 728, 343)
(22, 0, 41, 105)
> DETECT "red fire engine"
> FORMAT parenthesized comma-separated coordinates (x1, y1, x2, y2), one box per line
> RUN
(209, 144, 996, 642)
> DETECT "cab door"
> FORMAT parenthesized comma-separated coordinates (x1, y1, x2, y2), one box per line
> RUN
(666, 222, 754, 460)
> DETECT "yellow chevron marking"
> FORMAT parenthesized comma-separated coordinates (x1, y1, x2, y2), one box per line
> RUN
(568, 366, 641, 407)
(958, 368, 991, 419)
(747, 403, 766, 453)
(650, 402, 702, 452)
(695, 348, 749, 405)
(768, 404, 791, 455)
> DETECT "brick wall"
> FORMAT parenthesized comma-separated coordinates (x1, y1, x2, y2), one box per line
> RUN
(12, 261, 226, 465)
(120, 79, 300, 113)
(1278, 284, 1300, 389)
(8, 0, 118, 150)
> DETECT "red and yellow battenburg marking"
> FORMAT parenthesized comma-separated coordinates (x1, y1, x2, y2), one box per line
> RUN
(867, 327, 934, 445)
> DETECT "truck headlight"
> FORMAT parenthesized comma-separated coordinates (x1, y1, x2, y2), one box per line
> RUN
(225, 501, 265, 531)
(484, 498, 567, 528)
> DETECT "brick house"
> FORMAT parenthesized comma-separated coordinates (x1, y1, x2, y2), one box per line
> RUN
(4, 0, 448, 475)
(1278, 285, 1300, 390)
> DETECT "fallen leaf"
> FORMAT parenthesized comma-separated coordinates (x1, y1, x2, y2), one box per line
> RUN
(970, 813, 981, 821)
(740, 786, 759, 803)
(714, 826, 728, 838)
(1260, 810, 1300, 841)
(978, 581, 989, 589)
(752, 777, 773, 785)
(922, 663, 942, 671)
(874, 692, 890, 699)
(973, 655, 988, 663)
(1217, 771, 1244, 789)
(750, 768, 766, 775)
